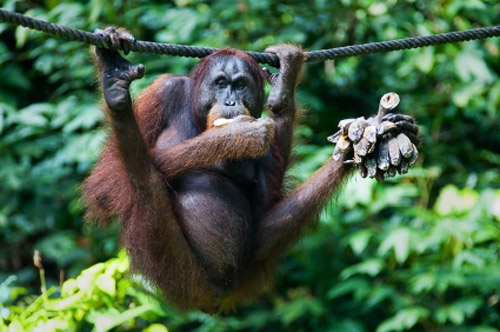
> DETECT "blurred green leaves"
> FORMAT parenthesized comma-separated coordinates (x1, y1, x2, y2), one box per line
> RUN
(1, 252, 172, 332)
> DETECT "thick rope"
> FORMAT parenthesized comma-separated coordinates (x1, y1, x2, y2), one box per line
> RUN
(1, 9, 500, 68)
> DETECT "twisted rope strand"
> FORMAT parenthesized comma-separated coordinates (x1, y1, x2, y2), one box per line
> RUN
(1, 9, 499, 68)
(307, 26, 500, 63)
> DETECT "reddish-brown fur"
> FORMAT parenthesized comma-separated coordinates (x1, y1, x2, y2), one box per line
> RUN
(82, 40, 354, 312)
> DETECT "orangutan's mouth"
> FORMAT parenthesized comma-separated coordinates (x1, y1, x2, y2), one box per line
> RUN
(213, 118, 235, 127)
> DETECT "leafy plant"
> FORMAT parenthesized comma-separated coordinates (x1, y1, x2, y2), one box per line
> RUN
(1, 251, 172, 331)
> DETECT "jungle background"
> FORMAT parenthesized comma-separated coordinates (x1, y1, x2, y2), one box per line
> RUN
(1, 0, 500, 331)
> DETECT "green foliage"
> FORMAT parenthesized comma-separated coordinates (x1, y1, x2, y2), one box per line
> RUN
(1, 251, 172, 331)
(324, 177, 500, 331)
(1, 0, 500, 331)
